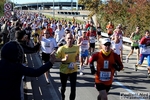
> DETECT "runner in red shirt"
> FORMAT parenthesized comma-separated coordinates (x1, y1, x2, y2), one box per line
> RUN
(89, 38, 123, 100)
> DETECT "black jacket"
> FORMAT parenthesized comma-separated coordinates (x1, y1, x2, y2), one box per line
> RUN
(0, 60, 52, 100)
(0, 41, 53, 100)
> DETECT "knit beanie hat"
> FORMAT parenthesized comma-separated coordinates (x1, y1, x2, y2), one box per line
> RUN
(1, 41, 24, 63)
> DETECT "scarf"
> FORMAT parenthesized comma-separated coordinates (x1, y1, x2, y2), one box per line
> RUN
(101, 49, 111, 56)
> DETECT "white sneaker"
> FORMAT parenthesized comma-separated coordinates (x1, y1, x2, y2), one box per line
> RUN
(79, 66, 84, 75)
(80, 72, 84, 75)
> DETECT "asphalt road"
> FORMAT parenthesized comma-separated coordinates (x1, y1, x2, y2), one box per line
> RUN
(50, 40, 150, 100)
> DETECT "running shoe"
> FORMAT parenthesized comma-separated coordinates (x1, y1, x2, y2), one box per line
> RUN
(79, 66, 84, 75)
(80, 72, 84, 75)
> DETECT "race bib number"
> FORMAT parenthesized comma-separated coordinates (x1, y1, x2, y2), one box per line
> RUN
(99, 71, 111, 81)
(44, 42, 50, 47)
(89, 36, 95, 43)
(104, 60, 109, 69)
(68, 62, 75, 69)
(97, 29, 101, 32)
(134, 40, 138, 43)
(133, 40, 139, 45)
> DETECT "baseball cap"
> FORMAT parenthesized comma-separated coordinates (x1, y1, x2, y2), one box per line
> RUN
(101, 38, 111, 44)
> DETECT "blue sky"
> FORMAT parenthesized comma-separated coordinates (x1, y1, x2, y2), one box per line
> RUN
(12, 0, 78, 4)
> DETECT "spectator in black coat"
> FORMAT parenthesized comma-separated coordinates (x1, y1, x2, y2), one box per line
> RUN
(0, 41, 55, 100)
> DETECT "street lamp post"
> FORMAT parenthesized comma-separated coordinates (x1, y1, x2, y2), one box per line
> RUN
(71, 0, 73, 11)
(53, 0, 54, 18)
(76, 0, 78, 11)
(37, 0, 38, 11)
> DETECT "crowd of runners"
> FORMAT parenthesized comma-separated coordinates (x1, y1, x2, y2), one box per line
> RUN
(0, 10, 150, 100)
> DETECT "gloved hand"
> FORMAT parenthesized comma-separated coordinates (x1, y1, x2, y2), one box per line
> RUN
(91, 67, 96, 75)
(112, 63, 120, 71)
(90, 64, 96, 75)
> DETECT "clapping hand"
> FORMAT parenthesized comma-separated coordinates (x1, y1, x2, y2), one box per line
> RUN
(64, 54, 69, 61)
(50, 50, 56, 64)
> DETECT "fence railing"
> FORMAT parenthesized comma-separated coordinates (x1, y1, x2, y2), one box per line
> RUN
(101, 32, 132, 43)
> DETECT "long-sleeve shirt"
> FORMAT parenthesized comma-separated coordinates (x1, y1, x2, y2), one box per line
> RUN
(0, 59, 53, 100)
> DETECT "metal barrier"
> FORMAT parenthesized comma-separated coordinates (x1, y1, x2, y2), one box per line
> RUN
(101, 32, 132, 43)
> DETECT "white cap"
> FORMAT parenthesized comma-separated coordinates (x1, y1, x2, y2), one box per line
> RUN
(101, 38, 111, 44)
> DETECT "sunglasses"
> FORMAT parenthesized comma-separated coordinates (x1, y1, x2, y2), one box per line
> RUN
(104, 43, 111, 46)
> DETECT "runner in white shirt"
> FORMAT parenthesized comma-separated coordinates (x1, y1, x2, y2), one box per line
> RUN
(40, 29, 58, 84)
(51, 21, 57, 32)
(42, 19, 48, 28)
(54, 24, 65, 43)
(111, 34, 123, 75)
(111, 34, 123, 61)
(64, 24, 74, 35)
(77, 30, 90, 75)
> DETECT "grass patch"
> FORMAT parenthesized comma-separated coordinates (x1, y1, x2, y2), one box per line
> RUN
(45, 15, 84, 24)
(0, 13, 4, 17)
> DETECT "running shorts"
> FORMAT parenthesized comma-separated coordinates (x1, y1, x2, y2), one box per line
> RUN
(95, 83, 112, 93)
(80, 50, 89, 57)
(131, 46, 139, 50)
(90, 43, 95, 48)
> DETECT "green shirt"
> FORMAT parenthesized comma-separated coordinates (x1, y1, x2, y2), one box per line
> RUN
(131, 33, 140, 46)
